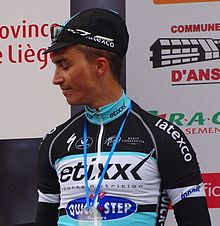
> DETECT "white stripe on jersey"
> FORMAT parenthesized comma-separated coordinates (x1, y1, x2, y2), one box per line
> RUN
(38, 189, 60, 203)
(166, 182, 205, 206)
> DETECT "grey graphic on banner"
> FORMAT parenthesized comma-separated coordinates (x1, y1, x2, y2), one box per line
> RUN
(150, 38, 220, 68)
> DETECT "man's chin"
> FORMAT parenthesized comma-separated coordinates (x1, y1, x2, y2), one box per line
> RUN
(65, 97, 74, 105)
(66, 98, 84, 106)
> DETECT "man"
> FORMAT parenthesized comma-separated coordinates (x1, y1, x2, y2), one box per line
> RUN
(36, 8, 211, 226)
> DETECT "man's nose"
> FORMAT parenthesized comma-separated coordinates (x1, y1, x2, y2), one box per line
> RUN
(52, 69, 64, 85)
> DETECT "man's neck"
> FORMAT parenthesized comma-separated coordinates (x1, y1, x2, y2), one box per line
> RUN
(85, 90, 131, 125)
(87, 85, 123, 109)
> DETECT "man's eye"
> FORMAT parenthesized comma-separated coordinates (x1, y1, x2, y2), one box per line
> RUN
(62, 64, 70, 70)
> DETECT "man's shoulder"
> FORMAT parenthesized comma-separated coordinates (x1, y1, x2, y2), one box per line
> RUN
(130, 100, 186, 138)
(131, 100, 162, 124)
(41, 109, 85, 144)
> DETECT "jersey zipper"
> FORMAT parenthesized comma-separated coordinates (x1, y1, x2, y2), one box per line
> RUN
(93, 110, 104, 207)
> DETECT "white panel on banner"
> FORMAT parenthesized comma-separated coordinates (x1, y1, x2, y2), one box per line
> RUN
(126, 0, 220, 225)
(0, 0, 70, 139)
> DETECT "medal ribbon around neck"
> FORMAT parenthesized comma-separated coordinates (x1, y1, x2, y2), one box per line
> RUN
(83, 103, 132, 209)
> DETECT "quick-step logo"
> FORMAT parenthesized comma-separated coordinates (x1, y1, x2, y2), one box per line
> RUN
(66, 194, 137, 220)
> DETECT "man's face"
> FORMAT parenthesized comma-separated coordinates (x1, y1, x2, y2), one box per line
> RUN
(52, 46, 98, 106)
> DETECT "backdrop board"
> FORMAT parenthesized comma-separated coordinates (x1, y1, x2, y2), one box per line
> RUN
(0, 0, 70, 140)
(126, 0, 220, 225)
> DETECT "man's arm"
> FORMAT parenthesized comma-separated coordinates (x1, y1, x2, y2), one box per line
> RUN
(173, 197, 211, 226)
(35, 137, 60, 226)
(156, 118, 211, 225)
(36, 202, 59, 226)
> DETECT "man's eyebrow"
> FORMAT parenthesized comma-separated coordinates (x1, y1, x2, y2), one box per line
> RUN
(52, 57, 67, 65)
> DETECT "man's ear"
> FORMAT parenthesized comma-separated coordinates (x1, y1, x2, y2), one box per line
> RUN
(96, 57, 109, 77)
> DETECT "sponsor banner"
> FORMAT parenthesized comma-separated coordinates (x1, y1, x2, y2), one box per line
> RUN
(149, 110, 220, 135)
(126, 0, 219, 170)
(0, 0, 70, 139)
(126, 1, 220, 224)
(202, 173, 220, 208)
(126, 1, 220, 106)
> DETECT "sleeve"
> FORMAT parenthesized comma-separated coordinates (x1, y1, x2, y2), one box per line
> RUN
(35, 136, 60, 226)
(156, 119, 211, 226)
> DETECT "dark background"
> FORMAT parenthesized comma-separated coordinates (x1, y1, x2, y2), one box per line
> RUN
(0, 139, 40, 226)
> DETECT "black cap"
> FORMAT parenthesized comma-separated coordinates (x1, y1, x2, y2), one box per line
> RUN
(43, 8, 129, 58)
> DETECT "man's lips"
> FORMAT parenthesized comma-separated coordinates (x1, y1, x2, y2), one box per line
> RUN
(61, 88, 70, 96)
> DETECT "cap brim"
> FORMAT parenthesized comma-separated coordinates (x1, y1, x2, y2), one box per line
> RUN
(43, 40, 79, 54)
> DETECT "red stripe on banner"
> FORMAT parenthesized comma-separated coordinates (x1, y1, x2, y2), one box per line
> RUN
(153, 0, 220, 4)
(202, 173, 220, 208)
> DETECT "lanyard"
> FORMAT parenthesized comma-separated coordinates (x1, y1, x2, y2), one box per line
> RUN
(83, 103, 132, 208)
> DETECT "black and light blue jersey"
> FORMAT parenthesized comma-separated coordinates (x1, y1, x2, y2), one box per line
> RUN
(36, 93, 211, 226)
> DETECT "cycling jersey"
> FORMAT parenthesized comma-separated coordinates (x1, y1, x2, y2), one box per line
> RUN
(36, 92, 211, 226)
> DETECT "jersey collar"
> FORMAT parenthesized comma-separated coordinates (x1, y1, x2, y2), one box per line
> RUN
(85, 90, 131, 125)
